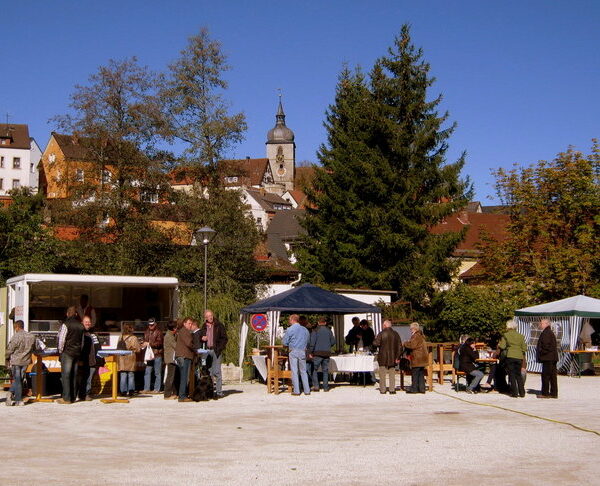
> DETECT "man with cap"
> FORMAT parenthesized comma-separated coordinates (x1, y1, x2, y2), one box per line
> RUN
(142, 318, 164, 393)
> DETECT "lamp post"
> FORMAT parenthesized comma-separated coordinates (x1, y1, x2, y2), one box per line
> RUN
(195, 226, 216, 313)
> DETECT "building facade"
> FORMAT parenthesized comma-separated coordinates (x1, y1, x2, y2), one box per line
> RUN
(0, 124, 41, 196)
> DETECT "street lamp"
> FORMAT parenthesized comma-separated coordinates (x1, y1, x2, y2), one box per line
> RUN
(195, 226, 216, 313)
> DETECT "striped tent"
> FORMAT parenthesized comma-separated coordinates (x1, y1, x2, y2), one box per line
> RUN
(514, 295, 600, 373)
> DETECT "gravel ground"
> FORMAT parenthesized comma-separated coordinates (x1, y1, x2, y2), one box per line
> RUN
(1, 374, 599, 486)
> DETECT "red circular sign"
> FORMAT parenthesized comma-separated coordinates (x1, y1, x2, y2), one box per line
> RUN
(251, 314, 268, 332)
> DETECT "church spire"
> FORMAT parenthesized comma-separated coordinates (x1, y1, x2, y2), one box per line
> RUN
(267, 94, 294, 144)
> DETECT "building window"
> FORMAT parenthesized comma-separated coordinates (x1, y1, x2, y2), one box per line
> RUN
(75, 169, 84, 182)
(13, 157, 21, 169)
(0, 178, 3, 189)
(225, 176, 239, 184)
(0, 156, 4, 168)
(141, 191, 159, 204)
(101, 169, 111, 184)
(12, 179, 20, 189)
(30, 163, 35, 173)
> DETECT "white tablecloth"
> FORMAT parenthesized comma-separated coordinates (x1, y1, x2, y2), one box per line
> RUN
(251, 354, 376, 381)
(252, 355, 269, 381)
(329, 354, 377, 373)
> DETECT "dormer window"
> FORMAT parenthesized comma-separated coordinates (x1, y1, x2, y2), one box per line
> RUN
(101, 169, 111, 184)
(141, 191, 159, 204)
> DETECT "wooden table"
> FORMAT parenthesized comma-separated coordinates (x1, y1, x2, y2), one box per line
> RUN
(98, 350, 132, 404)
(432, 342, 458, 385)
(29, 349, 59, 403)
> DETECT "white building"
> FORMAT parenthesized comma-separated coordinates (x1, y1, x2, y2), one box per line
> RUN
(0, 124, 41, 196)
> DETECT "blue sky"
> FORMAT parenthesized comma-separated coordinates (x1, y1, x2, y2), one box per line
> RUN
(3, 1, 600, 202)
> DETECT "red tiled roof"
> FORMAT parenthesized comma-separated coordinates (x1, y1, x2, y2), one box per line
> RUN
(430, 212, 510, 255)
(167, 167, 197, 186)
(51, 133, 94, 160)
(0, 124, 31, 150)
(460, 262, 485, 280)
(220, 158, 269, 186)
(285, 190, 307, 208)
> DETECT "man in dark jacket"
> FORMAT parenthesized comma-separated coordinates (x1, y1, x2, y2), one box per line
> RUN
(357, 319, 375, 351)
(57, 306, 84, 404)
(199, 310, 228, 398)
(308, 317, 336, 392)
(345, 317, 361, 352)
(78, 316, 103, 401)
(459, 337, 484, 394)
(142, 318, 164, 393)
(373, 320, 403, 394)
(536, 319, 558, 398)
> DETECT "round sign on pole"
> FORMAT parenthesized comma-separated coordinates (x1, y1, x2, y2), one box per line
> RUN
(251, 313, 268, 332)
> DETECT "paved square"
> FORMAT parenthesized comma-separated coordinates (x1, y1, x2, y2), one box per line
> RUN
(2, 375, 599, 485)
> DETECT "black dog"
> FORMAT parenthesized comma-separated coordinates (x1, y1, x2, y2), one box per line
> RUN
(192, 356, 215, 402)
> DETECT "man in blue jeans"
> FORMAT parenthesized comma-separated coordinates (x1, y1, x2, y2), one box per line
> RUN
(283, 314, 310, 396)
(309, 317, 336, 392)
(142, 318, 164, 393)
(5, 320, 37, 406)
(174, 318, 195, 402)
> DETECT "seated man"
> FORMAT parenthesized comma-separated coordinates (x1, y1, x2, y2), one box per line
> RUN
(459, 337, 484, 394)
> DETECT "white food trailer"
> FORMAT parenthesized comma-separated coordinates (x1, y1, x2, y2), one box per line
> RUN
(1, 273, 179, 363)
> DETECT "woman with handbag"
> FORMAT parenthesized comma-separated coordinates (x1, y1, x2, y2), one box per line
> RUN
(403, 322, 428, 394)
(118, 323, 141, 397)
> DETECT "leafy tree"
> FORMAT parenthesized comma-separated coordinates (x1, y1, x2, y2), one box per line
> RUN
(51, 57, 179, 276)
(0, 189, 59, 284)
(478, 143, 600, 300)
(429, 283, 532, 342)
(298, 25, 472, 306)
(161, 188, 262, 303)
(161, 27, 247, 172)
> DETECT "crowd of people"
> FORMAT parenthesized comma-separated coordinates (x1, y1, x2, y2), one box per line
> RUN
(456, 318, 559, 398)
(4, 308, 560, 405)
(281, 314, 560, 399)
(4, 306, 228, 406)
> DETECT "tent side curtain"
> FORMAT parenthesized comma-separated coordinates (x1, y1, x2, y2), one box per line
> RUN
(515, 315, 581, 374)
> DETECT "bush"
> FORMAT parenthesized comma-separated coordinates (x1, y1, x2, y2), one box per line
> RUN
(429, 283, 533, 342)
(179, 287, 246, 365)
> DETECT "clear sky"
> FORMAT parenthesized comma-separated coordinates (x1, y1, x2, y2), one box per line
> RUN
(3, 1, 600, 202)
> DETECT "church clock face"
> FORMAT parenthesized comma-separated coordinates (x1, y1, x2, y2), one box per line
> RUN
(276, 146, 286, 176)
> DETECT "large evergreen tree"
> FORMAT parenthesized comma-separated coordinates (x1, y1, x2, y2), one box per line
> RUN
(298, 25, 472, 305)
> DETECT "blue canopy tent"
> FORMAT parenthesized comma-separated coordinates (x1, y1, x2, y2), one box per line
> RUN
(514, 295, 600, 374)
(238, 284, 382, 368)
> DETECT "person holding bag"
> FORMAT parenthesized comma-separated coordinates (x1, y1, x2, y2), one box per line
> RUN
(118, 323, 141, 397)
(142, 318, 163, 394)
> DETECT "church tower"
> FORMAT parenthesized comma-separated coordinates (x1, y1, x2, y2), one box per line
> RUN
(266, 98, 295, 194)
